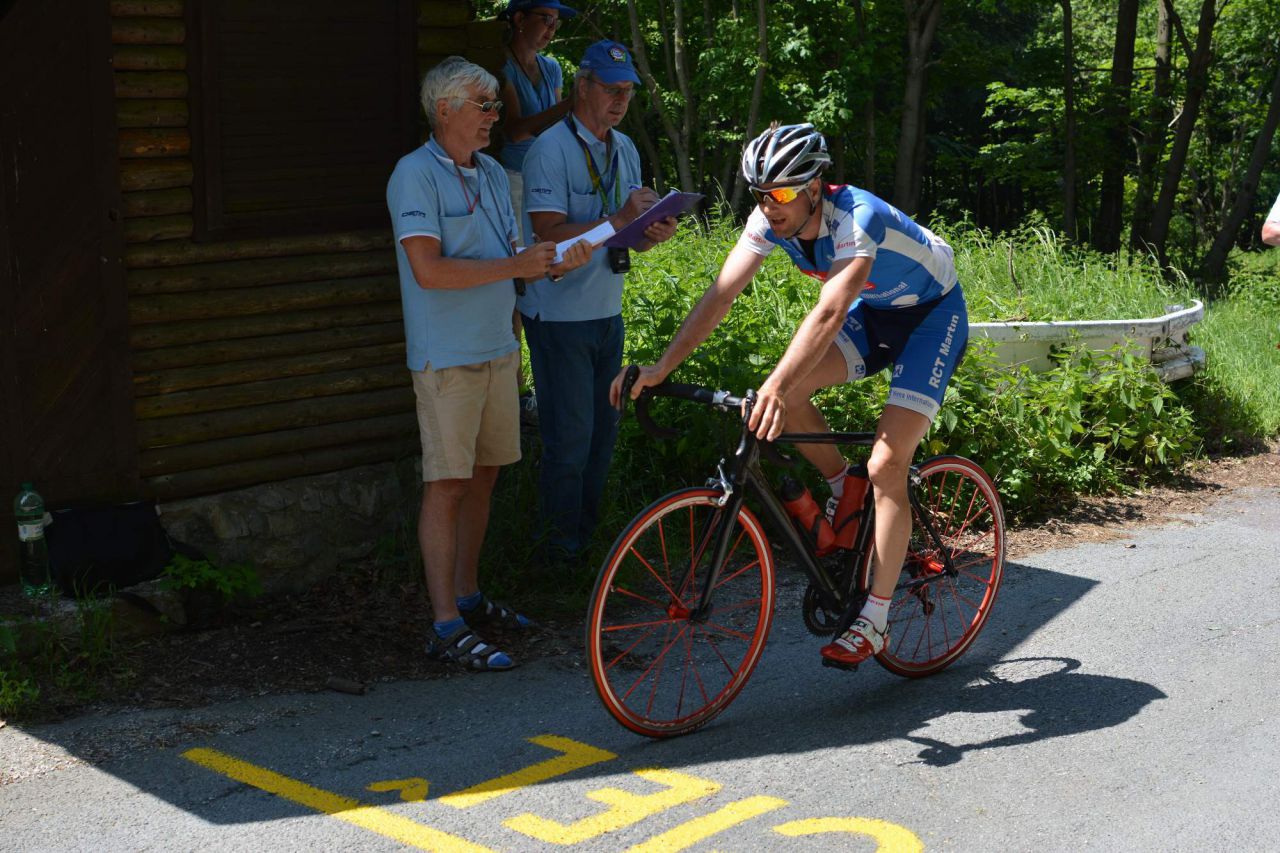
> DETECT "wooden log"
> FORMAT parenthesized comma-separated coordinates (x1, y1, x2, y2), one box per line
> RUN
(146, 436, 419, 501)
(133, 341, 406, 396)
(110, 1, 183, 17)
(126, 250, 396, 295)
(128, 275, 399, 324)
(111, 18, 185, 45)
(417, 28, 464, 55)
(119, 127, 190, 158)
(125, 228, 392, 268)
(130, 322, 404, 371)
(465, 47, 504, 73)
(137, 386, 414, 447)
(135, 364, 408, 419)
(116, 99, 188, 128)
(124, 214, 193, 243)
(416, 52, 452, 75)
(466, 19, 506, 49)
(129, 302, 403, 350)
(112, 45, 186, 71)
(139, 412, 417, 476)
(115, 71, 187, 99)
(418, 0, 472, 28)
(119, 159, 193, 192)
(123, 187, 192, 218)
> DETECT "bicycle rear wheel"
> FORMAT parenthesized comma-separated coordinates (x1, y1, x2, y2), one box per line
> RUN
(860, 455, 1005, 677)
(586, 487, 775, 737)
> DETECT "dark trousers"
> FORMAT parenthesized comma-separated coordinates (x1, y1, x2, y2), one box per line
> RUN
(521, 313, 624, 556)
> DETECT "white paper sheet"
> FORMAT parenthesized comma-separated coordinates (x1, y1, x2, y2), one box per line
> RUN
(553, 221, 616, 263)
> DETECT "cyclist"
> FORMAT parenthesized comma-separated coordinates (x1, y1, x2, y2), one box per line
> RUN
(611, 122, 968, 668)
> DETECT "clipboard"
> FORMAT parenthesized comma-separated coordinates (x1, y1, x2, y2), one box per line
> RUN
(603, 190, 703, 249)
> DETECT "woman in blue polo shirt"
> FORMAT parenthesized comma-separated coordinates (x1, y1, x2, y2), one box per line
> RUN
(497, 0, 577, 246)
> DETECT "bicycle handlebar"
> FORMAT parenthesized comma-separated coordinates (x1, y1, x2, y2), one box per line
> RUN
(619, 365, 797, 467)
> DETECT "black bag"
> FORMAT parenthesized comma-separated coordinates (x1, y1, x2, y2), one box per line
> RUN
(44, 501, 175, 597)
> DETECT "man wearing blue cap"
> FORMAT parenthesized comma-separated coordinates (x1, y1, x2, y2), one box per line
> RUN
(521, 40, 679, 565)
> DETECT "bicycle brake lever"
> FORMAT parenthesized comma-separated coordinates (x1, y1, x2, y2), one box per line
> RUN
(740, 389, 796, 467)
(619, 364, 640, 412)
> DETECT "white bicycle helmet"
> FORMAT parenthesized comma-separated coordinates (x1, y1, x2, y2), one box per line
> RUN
(740, 123, 831, 186)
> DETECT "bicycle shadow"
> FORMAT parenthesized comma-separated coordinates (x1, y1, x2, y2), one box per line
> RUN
(607, 558, 1166, 770)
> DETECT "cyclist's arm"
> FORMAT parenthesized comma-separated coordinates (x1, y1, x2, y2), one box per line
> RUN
(655, 242, 765, 376)
(749, 255, 871, 439)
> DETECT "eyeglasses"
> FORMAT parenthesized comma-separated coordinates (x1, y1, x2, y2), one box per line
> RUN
(587, 78, 636, 100)
(528, 11, 561, 30)
(749, 182, 809, 206)
(464, 99, 504, 114)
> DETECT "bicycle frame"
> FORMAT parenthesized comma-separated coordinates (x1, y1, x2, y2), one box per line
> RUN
(683, 424, 961, 630)
(683, 423, 878, 623)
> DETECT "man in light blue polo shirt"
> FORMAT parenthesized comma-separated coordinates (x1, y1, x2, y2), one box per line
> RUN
(521, 40, 678, 564)
(387, 56, 589, 672)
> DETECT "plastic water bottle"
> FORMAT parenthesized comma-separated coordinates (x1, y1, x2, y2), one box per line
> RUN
(780, 476, 836, 555)
(14, 483, 52, 597)
(830, 464, 871, 550)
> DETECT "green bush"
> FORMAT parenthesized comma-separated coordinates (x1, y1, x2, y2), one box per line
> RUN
(160, 554, 262, 603)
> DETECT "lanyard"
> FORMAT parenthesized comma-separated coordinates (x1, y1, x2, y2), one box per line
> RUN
(429, 139, 514, 258)
(565, 116, 621, 213)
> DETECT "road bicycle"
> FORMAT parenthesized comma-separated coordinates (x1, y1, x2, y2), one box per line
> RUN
(586, 369, 1006, 737)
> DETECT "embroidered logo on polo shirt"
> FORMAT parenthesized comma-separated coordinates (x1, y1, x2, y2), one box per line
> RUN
(531, 187, 553, 194)
(400, 210, 426, 217)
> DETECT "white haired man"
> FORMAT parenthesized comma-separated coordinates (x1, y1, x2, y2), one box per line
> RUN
(387, 56, 590, 671)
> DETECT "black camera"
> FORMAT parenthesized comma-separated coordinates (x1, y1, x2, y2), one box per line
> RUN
(607, 247, 631, 274)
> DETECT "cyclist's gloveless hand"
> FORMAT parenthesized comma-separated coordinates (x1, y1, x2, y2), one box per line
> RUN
(746, 380, 787, 441)
(609, 363, 668, 410)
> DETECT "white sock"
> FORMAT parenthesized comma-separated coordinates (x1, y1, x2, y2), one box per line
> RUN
(825, 468, 847, 499)
(858, 594, 891, 633)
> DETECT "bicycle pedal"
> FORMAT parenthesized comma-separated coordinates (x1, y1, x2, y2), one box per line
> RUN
(821, 657, 858, 672)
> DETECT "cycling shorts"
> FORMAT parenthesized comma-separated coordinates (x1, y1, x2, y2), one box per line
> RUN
(832, 285, 968, 421)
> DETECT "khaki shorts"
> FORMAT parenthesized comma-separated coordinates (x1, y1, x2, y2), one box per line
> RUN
(412, 350, 521, 482)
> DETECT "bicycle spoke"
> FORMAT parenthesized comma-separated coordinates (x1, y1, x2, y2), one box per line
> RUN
(604, 624, 661, 670)
(602, 616, 675, 634)
(626, 546, 688, 609)
(714, 557, 762, 590)
(609, 584, 675, 613)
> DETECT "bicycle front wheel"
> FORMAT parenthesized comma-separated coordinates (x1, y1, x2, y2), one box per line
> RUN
(860, 455, 1006, 678)
(586, 488, 776, 738)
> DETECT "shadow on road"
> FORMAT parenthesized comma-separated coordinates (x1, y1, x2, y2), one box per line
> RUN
(3, 560, 1168, 829)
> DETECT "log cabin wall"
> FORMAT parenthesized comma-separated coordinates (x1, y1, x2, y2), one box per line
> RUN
(109, 0, 506, 504)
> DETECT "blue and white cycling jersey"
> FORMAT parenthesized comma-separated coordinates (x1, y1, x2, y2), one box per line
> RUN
(735, 184, 967, 420)
(736, 184, 957, 308)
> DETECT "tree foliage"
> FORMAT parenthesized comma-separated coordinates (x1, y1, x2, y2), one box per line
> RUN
(478, 0, 1280, 284)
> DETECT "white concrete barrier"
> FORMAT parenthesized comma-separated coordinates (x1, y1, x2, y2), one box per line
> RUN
(969, 300, 1206, 382)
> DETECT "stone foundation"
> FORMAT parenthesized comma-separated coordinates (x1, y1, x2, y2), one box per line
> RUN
(158, 461, 420, 592)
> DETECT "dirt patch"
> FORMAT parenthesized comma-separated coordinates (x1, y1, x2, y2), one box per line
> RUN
(1005, 447, 1280, 557)
(6, 447, 1278, 723)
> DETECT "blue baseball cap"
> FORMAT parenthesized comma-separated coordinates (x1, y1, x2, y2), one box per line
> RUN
(579, 40, 641, 86)
(498, 0, 578, 20)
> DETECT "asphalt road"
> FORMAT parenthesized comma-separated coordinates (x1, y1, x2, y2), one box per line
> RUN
(2, 486, 1277, 852)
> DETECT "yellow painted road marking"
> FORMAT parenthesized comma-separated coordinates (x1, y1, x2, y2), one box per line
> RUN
(506, 767, 720, 845)
(183, 748, 494, 853)
(774, 817, 924, 852)
(439, 734, 616, 809)
(367, 777, 430, 802)
(627, 795, 788, 852)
